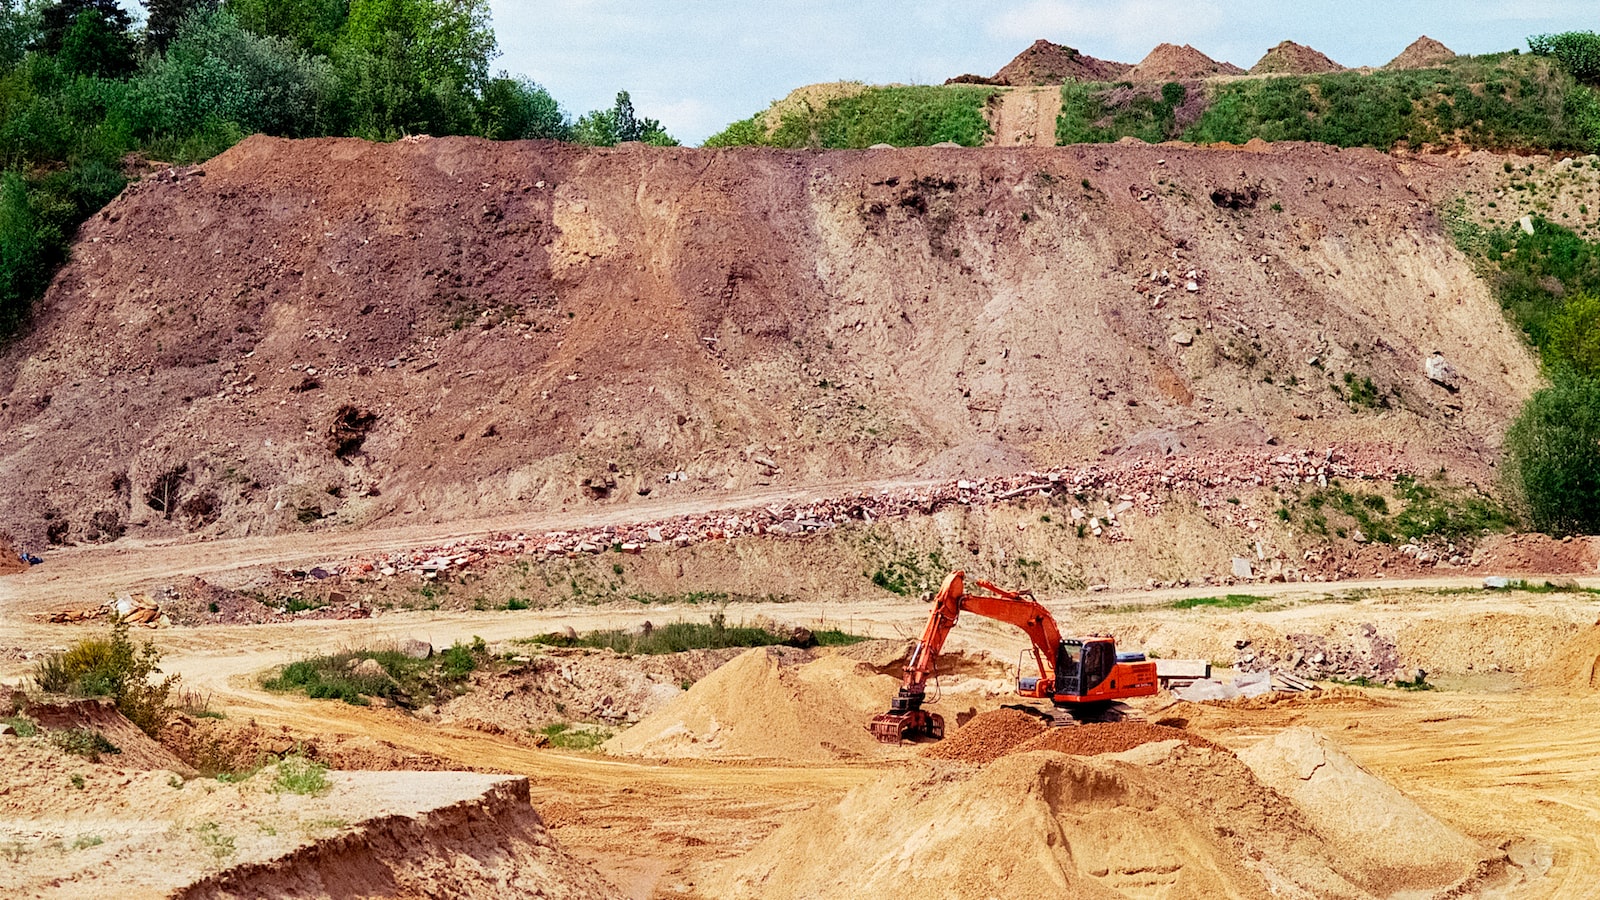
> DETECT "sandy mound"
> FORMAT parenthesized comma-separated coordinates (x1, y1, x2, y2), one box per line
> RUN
(0, 534, 23, 574)
(1250, 40, 1344, 75)
(1530, 623, 1600, 692)
(1238, 728, 1482, 893)
(27, 697, 194, 773)
(1017, 722, 1218, 756)
(1127, 43, 1245, 81)
(1386, 36, 1456, 70)
(990, 39, 1131, 85)
(710, 737, 1486, 899)
(924, 710, 1218, 764)
(761, 81, 868, 136)
(603, 647, 900, 760)
(0, 738, 617, 900)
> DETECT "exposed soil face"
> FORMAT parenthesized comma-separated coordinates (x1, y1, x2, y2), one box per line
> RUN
(1250, 41, 1345, 75)
(1128, 43, 1246, 80)
(0, 138, 1540, 550)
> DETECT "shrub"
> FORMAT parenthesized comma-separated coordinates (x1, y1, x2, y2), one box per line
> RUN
(32, 620, 177, 737)
(1530, 31, 1600, 83)
(1547, 293, 1600, 377)
(766, 85, 996, 149)
(1504, 371, 1600, 536)
(534, 722, 610, 751)
(528, 617, 866, 655)
(263, 640, 486, 707)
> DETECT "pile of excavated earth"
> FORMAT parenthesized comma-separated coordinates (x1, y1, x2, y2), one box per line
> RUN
(707, 724, 1491, 899)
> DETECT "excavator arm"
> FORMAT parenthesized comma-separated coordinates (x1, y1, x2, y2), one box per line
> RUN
(870, 571, 1063, 743)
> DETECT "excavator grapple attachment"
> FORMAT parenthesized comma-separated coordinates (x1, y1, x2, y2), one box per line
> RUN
(869, 709, 944, 743)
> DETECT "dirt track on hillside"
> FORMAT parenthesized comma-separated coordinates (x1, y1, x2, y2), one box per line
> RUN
(989, 88, 1062, 146)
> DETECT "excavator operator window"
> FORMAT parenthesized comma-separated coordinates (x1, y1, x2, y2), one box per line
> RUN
(1081, 641, 1113, 693)
(1055, 640, 1084, 697)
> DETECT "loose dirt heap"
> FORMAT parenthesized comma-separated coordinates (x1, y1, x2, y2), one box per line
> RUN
(0, 738, 619, 900)
(0, 138, 1540, 548)
(24, 697, 194, 772)
(1016, 721, 1218, 755)
(709, 735, 1489, 899)
(0, 534, 23, 574)
(920, 707, 1046, 762)
(1250, 40, 1345, 75)
(603, 647, 899, 760)
(1530, 623, 1600, 693)
(439, 646, 748, 732)
(1386, 36, 1456, 70)
(1238, 728, 1483, 894)
(957, 39, 1131, 86)
(1128, 43, 1246, 80)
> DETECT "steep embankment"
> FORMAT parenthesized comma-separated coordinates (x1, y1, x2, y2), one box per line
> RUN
(0, 138, 1536, 546)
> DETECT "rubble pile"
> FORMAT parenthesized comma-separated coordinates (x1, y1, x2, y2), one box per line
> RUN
(1237, 624, 1403, 682)
(293, 447, 1401, 585)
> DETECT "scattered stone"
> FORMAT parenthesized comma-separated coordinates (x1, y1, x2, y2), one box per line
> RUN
(1231, 557, 1255, 579)
(352, 658, 387, 678)
(399, 639, 433, 660)
(1425, 352, 1459, 392)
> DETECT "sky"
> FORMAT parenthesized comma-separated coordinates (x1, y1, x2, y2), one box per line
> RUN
(488, 0, 1600, 144)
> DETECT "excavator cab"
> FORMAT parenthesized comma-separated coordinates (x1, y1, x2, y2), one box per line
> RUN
(1054, 638, 1114, 698)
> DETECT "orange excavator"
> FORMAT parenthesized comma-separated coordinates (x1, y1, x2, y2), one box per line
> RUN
(870, 571, 1158, 743)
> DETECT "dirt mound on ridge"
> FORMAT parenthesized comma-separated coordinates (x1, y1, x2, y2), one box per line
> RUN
(988, 39, 1131, 85)
(603, 647, 898, 760)
(1128, 43, 1245, 80)
(1387, 36, 1456, 70)
(1250, 40, 1345, 75)
(0, 137, 1540, 548)
(709, 737, 1488, 899)
(0, 534, 23, 574)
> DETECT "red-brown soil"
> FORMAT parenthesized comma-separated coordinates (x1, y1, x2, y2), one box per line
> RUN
(920, 707, 1046, 762)
(1386, 36, 1456, 70)
(988, 39, 1131, 85)
(1128, 43, 1246, 80)
(0, 535, 22, 575)
(0, 138, 1538, 550)
(1250, 41, 1345, 75)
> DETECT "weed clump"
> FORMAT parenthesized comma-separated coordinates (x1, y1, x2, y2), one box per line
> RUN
(263, 638, 488, 708)
(31, 621, 177, 737)
(271, 755, 330, 795)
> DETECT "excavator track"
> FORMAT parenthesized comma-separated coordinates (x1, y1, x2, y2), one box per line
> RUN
(1050, 701, 1145, 727)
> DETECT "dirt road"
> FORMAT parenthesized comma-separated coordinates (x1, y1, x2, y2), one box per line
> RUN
(989, 87, 1062, 146)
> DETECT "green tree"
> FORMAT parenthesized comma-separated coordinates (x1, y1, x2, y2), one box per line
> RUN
(129, 7, 337, 141)
(477, 74, 567, 140)
(140, 0, 217, 52)
(1505, 371, 1600, 536)
(1547, 293, 1600, 377)
(573, 90, 676, 146)
(0, 0, 43, 71)
(0, 171, 51, 334)
(34, 0, 135, 78)
(225, 0, 347, 57)
(334, 0, 496, 139)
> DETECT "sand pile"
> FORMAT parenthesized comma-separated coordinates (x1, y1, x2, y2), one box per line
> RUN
(710, 735, 1488, 899)
(921, 708, 1046, 763)
(1128, 43, 1245, 81)
(1386, 36, 1456, 70)
(1017, 722, 1218, 756)
(603, 647, 900, 760)
(1250, 40, 1345, 75)
(990, 39, 1131, 85)
(1239, 728, 1483, 893)
(0, 739, 618, 900)
(1530, 623, 1600, 692)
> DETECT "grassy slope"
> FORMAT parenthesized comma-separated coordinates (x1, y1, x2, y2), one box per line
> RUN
(704, 85, 997, 149)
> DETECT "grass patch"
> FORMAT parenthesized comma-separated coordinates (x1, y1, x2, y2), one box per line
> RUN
(1058, 80, 1194, 144)
(1168, 593, 1272, 610)
(525, 614, 868, 655)
(1283, 474, 1515, 544)
(52, 727, 119, 759)
(3, 715, 37, 737)
(707, 85, 997, 148)
(533, 722, 613, 752)
(1330, 675, 1435, 691)
(1486, 578, 1600, 595)
(271, 756, 330, 796)
(262, 638, 488, 708)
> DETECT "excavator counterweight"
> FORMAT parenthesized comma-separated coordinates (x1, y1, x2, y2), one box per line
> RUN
(870, 571, 1158, 743)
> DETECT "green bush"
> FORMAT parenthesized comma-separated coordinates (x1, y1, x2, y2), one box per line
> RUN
(31, 620, 178, 737)
(1547, 293, 1600, 377)
(528, 616, 866, 655)
(263, 640, 486, 707)
(534, 722, 611, 751)
(271, 755, 330, 795)
(1058, 80, 1189, 145)
(702, 113, 765, 148)
(477, 75, 568, 141)
(1504, 371, 1600, 536)
(1530, 31, 1600, 82)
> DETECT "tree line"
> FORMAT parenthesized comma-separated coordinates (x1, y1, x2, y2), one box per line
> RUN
(0, 0, 675, 336)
